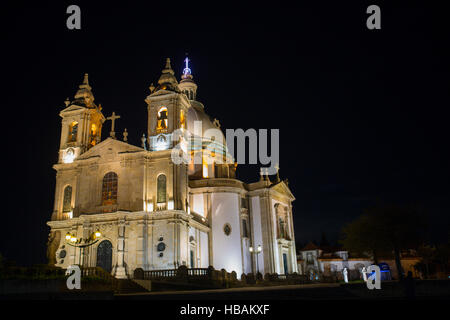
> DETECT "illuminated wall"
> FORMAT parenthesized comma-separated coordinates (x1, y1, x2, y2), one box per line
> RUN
(250, 196, 265, 275)
(211, 192, 242, 276)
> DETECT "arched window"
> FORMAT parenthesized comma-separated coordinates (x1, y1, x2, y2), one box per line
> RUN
(202, 155, 208, 178)
(102, 172, 118, 205)
(89, 123, 98, 148)
(68, 121, 78, 142)
(62, 185, 72, 213)
(180, 109, 185, 129)
(156, 107, 168, 133)
(157, 174, 166, 203)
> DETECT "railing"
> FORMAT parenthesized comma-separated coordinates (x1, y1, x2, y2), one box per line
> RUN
(141, 269, 177, 279)
(156, 203, 167, 211)
(188, 268, 209, 277)
(135, 267, 209, 280)
(134, 266, 237, 284)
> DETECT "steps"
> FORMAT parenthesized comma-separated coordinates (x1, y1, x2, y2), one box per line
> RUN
(115, 279, 149, 294)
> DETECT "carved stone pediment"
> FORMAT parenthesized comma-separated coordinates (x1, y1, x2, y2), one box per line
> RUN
(77, 137, 144, 161)
(270, 180, 295, 200)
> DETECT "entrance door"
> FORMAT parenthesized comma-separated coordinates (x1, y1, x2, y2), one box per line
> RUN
(96, 240, 113, 273)
(283, 253, 289, 275)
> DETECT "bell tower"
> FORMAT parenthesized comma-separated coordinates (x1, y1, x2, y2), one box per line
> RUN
(144, 58, 190, 212)
(58, 74, 105, 164)
(145, 58, 190, 151)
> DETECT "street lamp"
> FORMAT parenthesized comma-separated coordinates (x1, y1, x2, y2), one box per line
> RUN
(249, 245, 262, 279)
(65, 229, 102, 266)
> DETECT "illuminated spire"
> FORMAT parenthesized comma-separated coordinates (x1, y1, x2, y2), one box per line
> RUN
(179, 55, 197, 100)
(82, 73, 90, 86)
(74, 73, 95, 108)
(161, 57, 174, 75)
(156, 57, 179, 91)
(182, 57, 192, 79)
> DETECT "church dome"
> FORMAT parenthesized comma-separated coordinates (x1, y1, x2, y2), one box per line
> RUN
(186, 101, 225, 145)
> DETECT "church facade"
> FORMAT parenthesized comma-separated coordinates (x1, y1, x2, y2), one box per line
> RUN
(46, 58, 297, 279)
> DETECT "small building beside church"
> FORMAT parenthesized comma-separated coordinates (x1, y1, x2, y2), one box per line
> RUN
(46, 58, 298, 279)
(297, 242, 372, 280)
(297, 242, 422, 280)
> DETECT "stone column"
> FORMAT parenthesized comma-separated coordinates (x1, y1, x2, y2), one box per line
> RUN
(259, 192, 275, 274)
(147, 220, 154, 269)
(205, 192, 213, 266)
(287, 202, 298, 273)
(115, 217, 127, 278)
(136, 218, 148, 269)
(81, 221, 91, 267)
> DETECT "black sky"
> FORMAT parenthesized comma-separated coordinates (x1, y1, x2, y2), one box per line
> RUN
(2, 1, 449, 265)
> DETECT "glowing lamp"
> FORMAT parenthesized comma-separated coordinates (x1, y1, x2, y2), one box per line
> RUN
(257, 245, 262, 253)
(63, 148, 76, 163)
(154, 140, 168, 151)
(94, 230, 102, 238)
(70, 236, 77, 243)
(65, 233, 71, 240)
(249, 246, 254, 253)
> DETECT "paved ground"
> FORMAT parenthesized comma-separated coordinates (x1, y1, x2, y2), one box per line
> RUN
(115, 283, 359, 300)
(115, 282, 450, 300)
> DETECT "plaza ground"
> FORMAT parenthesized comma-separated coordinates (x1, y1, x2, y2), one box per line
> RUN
(115, 281, 450, 300)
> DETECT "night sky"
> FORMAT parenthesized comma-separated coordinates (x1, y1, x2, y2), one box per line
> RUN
(3, 2, 449, 266)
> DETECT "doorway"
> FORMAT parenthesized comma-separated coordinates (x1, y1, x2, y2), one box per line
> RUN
(283, 253, 289, 275)
(96, 240, 113, 273)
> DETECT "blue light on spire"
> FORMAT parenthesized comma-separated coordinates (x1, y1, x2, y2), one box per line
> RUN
(183, 57, 192, 76)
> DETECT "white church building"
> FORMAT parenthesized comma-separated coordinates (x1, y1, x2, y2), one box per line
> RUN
(46, 58, 297, 279)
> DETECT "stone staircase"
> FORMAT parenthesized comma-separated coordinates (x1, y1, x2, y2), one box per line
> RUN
(80, 267, 149, 294)
(115, 279, 149, 294)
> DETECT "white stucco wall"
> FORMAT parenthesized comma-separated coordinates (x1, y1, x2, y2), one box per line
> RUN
(211, 192, 242, 275)
(193, 193, 204, 216)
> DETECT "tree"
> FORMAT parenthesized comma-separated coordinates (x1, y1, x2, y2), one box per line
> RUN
(341, 214, 384, 264)
(416, 244, 436, 279)
(435, 242, 450, 276)
(341, 204, 425, 281)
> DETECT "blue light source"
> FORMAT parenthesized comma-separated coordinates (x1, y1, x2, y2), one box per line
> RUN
(183, 57, 191, 76)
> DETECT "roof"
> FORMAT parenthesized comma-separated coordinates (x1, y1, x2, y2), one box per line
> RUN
(186, 102, 225, 144)
(301, 242, 319, 251)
